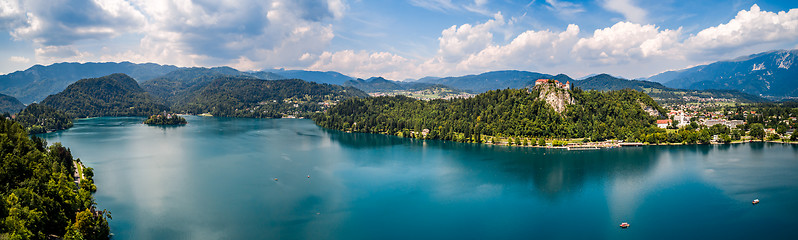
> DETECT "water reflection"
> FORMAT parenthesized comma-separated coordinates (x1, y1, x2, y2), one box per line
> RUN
(321, 129, 409, 149)
(323, 131, 661, 199)
(698, 143, 798, 202)
(39, 118, 798, 240)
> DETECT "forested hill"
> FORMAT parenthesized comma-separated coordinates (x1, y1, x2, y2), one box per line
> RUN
(314, 87, 664, 142)
(574, 74, 666, 91)
(174, 77, 368, 118)
(40, 73, 168, 118)
(0, 93, 24, 114)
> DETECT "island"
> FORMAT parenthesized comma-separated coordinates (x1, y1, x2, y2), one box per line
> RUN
(144, 113, 187, 125)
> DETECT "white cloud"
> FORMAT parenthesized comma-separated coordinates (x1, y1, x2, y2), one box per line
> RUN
(601, 0, 647, 23)
(453, 24, 580, 72)
(0, 0, 25, 29)
(34, 45, 94, 63)
(8, 0, 146, 45)
(307, 50, 412, 79)
(223, 4, 798, 80)
(8, 56, 30, 63)
(2, 0, 345, 70)
(572, 21, 681, 65)
(684, 4, 798, 57)
(3, 2, 798, 81)
(129, 0, 341, 69)
(437, 12, 505, 62)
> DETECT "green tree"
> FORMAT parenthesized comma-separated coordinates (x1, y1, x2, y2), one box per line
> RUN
(698, 129, 712, 144)
(71, 209, 110, 240)
(749, 123, 765, 140)
(719, 134, 732, 143)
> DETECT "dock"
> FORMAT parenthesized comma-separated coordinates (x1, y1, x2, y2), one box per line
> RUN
(563, 141, 645, 150)
(567, 146, 600, 150)
(619, 142, 644, 147)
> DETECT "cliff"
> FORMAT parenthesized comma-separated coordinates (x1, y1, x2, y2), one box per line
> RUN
(532, 83, 574, 113)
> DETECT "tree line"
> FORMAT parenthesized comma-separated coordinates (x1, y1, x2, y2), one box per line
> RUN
(13, 103, 74, 134)
(313, 87, 667, 143)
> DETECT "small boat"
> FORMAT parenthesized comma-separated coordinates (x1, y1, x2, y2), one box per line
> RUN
(752, 199, 760, 205)
(620, 222, 630, 228)
(307, 175, 311, 178)
(273, 178, 278, 181)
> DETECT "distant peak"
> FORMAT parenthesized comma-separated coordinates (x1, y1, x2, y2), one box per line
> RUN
(366, 76, 389, 82)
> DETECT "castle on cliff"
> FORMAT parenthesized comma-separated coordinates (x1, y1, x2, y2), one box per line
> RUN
(534, 79, 570, 90)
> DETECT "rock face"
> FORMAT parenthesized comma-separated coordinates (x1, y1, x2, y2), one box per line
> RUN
(533, 83, 574, 113)
(639, 102, 661, 117)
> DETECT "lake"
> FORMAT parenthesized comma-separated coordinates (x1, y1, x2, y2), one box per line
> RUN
(39, 116, 798, 239)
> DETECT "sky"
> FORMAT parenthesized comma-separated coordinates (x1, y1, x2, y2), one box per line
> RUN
(1, 0, 797, 80)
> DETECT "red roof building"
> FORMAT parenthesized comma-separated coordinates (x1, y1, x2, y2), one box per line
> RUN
(656, 119, 672, 128)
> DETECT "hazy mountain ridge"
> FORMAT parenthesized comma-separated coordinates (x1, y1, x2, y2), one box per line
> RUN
(0, 62, 179, 103)
(269, 69, 354, 85)
(343, 77, 460, 93)
(4, 48, 796, 106)
(418, 70, 556, 93)
(648, 49, 798, 97)
(0, 62, 350, 103)
(574, 74, 767, 103)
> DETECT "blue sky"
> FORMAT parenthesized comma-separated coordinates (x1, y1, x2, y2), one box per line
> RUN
(1, 0, 797, 80)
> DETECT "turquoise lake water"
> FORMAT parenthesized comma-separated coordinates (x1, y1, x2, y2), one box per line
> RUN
(39, 116, 798, 239)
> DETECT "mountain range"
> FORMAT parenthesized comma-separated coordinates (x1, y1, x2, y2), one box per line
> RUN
(0, 62, 179, 103)
(1, 49, 796, 105)
(268, 69, 354, 85)
(649, 49, 798, 97)
(38, 72, 367, 119)
(0, 63, 353, 103)
(574, 74, 767, 103)
(417, 70, 557, 93)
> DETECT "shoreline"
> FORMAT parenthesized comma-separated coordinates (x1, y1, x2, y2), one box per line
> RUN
(42, 116, 798, 147)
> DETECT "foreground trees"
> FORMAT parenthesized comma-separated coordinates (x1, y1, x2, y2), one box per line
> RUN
(0, 118, 109, 240)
